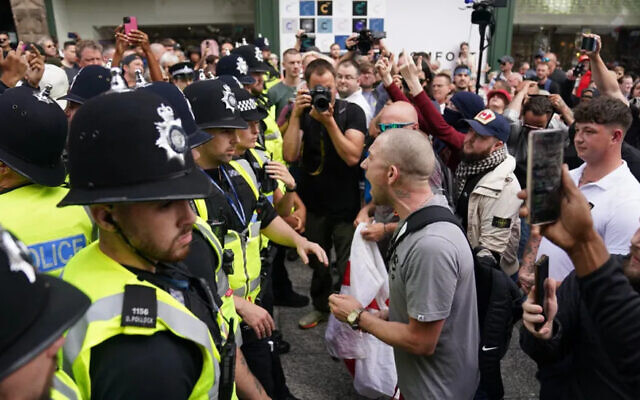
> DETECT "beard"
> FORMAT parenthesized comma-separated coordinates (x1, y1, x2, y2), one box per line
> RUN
(460, 147, 493, 163)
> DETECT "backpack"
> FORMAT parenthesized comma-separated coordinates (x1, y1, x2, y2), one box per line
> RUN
(386, 205, 522, 400)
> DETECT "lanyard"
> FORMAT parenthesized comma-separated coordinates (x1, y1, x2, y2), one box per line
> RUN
(205, 165, 247, 227)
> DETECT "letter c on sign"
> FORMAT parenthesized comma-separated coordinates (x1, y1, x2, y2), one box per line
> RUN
(286, 21, 293, 31)
(321, 21, 328, 30)
(320, 3, 329, 14)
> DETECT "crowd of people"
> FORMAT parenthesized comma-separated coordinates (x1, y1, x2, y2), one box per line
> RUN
(0, 19, 639, 400)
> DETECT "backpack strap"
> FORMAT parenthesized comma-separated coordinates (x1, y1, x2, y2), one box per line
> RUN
(386, 205, 462, 263)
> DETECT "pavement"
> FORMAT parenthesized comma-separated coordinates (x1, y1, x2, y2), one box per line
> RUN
(274, 256, 540, 400)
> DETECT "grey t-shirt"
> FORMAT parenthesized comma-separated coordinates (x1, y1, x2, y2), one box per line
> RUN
(388, 195, 479, 400)
(266, 81, 296, 121)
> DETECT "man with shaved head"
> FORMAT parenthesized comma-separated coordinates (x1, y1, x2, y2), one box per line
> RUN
(330, 128, 479, 399)
(356, 101, 450, 250)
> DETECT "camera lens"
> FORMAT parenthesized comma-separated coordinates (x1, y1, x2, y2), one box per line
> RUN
(314, 96, 329, 112)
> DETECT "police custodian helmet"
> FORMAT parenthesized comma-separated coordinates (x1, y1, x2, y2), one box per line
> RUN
(58, 90, 213, 206)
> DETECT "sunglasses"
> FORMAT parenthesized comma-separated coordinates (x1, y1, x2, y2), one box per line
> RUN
(378, 122, 413, 132)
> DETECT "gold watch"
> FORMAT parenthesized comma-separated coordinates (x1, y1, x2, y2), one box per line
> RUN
(347, 308, 364, 330)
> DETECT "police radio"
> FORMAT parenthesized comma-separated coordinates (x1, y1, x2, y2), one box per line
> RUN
(222, 249, 234, 275)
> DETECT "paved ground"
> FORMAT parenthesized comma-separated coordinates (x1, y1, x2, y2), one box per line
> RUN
(274, 257, 540, 400)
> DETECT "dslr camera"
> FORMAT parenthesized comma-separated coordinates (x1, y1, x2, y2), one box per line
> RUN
(309, 85, 331, 112)
(355, 29, 386, 55)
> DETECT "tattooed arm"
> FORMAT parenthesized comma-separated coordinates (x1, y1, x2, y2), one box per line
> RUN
(235, 348, 271, 400)
(518, 228, 542, 294)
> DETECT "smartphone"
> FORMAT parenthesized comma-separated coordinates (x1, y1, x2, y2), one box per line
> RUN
(67, 32, 78, 40)
(534, 255, 549, 330)
(526, 128, 564, 225)
(581, 36, 597, 52)
(123, 16, 138, 34)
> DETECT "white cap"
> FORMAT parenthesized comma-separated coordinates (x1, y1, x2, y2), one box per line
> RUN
(39, 64, 69, 110)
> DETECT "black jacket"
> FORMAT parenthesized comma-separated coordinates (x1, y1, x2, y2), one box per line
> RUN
(520, 256, 640, 399)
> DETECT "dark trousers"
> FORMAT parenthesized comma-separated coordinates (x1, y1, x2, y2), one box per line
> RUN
(241, 324, 289, 399)
(272, 244, 295, 301)
(304, 211, 355, 312)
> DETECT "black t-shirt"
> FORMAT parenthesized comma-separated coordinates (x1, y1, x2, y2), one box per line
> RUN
(202, 164, 278, 233)
(297, 99, 366, 221)
(89, 232, 221, 399)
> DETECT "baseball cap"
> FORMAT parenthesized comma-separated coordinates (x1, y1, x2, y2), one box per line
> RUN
(231, 45, 269, 73)
(0, 226, 90, 381)
(59, 90, 213, 206)
(216, 54, 255, 85)
(499, 55, 514, 64)
(460, 109, 510, 142)
(487, 89, 512, 103)
(58, 65, 111, 105)
(0, 86, 68, 186)
(138, 81, 212, 148)
(39, 64, 69, 110)
(184, 79, 248, 130)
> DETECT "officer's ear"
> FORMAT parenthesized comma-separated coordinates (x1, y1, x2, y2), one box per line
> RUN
(90, 205, 118, 232)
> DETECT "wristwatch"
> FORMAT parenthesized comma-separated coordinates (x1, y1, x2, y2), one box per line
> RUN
(347, 308, 364, 330)
(285, 183, 297, 193)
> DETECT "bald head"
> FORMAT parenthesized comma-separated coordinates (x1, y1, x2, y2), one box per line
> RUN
(379, 101, 418, 126)
(544, 52, 558, 71)
(375, 128, 434, 184)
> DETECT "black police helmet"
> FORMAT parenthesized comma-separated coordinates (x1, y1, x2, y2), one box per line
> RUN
(169, 62, 195, 79)
(234, 87, 268, 122)
(59, 90, 213, 206)
(138, 81, 212, 148)
(231, 45, 269, 73)
(216, 54, 255, 85)
(184, 79, 248, 130)
(0, 226, 90, 381)
(58, 65, 111, 105)
(0, 86, 68, 186)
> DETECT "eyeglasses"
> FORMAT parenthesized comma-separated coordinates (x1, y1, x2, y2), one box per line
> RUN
(378, 122, 413, 132)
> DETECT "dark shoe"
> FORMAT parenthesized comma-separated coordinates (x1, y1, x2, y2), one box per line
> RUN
(271, 330, 290, 355)
(274, 291, 309, 308)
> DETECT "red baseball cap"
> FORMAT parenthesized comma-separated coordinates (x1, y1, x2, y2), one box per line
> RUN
(487, 89, 512, 103)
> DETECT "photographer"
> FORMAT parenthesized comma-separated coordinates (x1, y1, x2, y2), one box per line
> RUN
(518, 165, 640, 399)
(283, 58, 366, 329)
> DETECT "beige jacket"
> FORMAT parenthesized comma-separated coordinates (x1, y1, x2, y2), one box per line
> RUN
(466, 154, 521, 276)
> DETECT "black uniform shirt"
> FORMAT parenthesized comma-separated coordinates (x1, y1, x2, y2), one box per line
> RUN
(89, 231, 221, 399)
(202, 164, 278, 233)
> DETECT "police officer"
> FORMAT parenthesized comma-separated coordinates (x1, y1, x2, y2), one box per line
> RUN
(58, 64, 111, 121)
(216, 53, 256, 87)
(0, 225, 90, 400)
(0, 85, 93, 277)
(169, 61, 195, 91)
(232, 44, 285, 165)
(58, 89, 268, 399)
(231, 87, 309, 313)
(185, 78, 328, 400)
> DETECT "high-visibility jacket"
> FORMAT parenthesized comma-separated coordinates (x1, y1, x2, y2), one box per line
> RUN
(194, 160, 263, 303)
(61, 242, 221, 400)
(0, 184, 93, 277)
(50, 369, 81, 400)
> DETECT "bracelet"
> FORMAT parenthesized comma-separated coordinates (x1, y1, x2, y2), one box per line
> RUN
(383, 223, 388, 233)
(286, 184, 297, 193)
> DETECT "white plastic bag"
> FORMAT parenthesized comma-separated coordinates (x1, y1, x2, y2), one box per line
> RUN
(324, 224, 397, 398)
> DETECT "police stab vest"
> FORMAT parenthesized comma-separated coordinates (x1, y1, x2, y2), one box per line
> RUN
(61, 242, 221, 400)
(0, 184, 93, 277)
(194, 159, 263, 303)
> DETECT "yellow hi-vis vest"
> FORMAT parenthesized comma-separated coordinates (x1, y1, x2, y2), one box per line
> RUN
(51, 369, 81, 400)
(193, 218, 240, 345)
(194, 159, 263, 303)
(263, 108, 285, 165)
(61, 242, 221, 400)
(0, 184, 93, 277)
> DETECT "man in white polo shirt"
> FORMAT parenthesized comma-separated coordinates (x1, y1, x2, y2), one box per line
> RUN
(536, 96, 640, 281)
